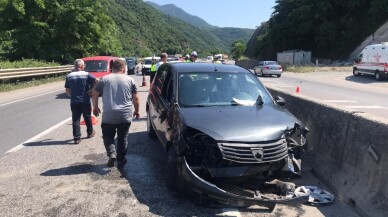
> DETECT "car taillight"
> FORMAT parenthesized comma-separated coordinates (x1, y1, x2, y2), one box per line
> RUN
(384, 63, 388, 72)
(265, 66, 270, 69)
(279, 66, 282, 70)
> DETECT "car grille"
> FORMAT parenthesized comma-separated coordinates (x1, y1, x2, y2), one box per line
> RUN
(217, 139, 288, 163)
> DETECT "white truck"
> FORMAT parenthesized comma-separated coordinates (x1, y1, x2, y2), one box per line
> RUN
(353, 42, 388, 80)
(142, 56, 160, 75)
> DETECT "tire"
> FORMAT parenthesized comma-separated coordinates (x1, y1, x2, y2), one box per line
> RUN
(147, 112, 156, 138)
(165, 146, 179, 190)
(375, 71, 381, 81)
(277, 74, 281, 78)
(353, 68, 359, 76)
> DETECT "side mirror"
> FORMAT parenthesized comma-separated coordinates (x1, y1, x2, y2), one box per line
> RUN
(275, 96, 285, 106)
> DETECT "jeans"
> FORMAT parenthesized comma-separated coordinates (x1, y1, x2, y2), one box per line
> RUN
(150, 72, 155, 84)
(101, 122, 131, 167)
(71, 103, 93, 139)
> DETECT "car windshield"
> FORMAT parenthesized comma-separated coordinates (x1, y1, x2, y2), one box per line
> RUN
(84, 60, 108, 72)
(178, 71, 272, 107)
(265, 61, 278, 65)
(144, 60, 154, 65)
(127, 60, 134, 66)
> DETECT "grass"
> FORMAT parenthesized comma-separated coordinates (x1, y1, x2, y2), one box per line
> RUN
(0, 59, 60, 69)
(0, 75, 65, 93)
(283, 65, 352, 73)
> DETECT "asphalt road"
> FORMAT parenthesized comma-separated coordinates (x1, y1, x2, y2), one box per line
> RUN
(0, 74, 359, 217)
(258, 71, 388, 121)
(0, 81, 71, 155)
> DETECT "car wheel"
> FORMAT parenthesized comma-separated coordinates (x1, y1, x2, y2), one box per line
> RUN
(147, 112, 156, 138)
(375, 71, 381, 81)
(165, 146, 179, 190)
(277, 74, 281, 78)
(353, 68, 359, 76)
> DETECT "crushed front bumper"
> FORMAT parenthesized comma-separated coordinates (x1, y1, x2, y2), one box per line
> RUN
(180, 157, 308, 208)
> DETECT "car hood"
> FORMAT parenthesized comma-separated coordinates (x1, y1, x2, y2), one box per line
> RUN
(179, 105, 298, 142)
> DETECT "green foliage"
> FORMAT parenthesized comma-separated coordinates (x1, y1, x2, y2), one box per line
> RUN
(0, 0, 121, 63)
(254, 0, 388, 60)
(231, 40, 246, 60)
(0, 59, 60, 69)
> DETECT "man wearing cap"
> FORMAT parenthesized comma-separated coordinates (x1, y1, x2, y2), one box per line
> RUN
(186, 51, 198, 62)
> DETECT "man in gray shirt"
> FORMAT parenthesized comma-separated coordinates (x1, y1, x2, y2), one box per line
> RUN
(91, 59, 140, 171)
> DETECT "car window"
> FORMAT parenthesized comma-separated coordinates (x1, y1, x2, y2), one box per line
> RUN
(265, 61, 278, 65)
(161, 67, 173, 103)
(178, 71, 272, 107)
(153, 64, 170, 95)
(84, 60, 108, 72)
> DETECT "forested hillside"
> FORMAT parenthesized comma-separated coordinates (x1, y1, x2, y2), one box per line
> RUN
(0, 0, 227, 63)
(250, 0, 388, 60)
(145, 1, 255, 52)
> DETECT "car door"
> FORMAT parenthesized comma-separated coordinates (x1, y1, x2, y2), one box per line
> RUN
(151, 64, 173, 149)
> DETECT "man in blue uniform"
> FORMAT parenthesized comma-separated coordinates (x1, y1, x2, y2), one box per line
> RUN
(65, 59, 97, 144)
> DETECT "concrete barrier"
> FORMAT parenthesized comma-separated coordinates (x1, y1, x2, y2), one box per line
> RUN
(267, 87, 388, 217)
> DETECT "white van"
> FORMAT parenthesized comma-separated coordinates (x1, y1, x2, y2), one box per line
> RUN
(142, 57, 160, 75)
(353, 42, 388, 80)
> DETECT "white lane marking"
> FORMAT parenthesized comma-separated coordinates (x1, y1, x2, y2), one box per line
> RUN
(220, 208, 241, 217)
(345, 105, 386, 109)
(5, 117, 71, 154)
(323, 100, 357, 103)
(0, 89, 63, 107)
(261, 79, 284, 84)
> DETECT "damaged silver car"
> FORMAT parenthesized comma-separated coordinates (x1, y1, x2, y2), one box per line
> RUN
(146, 63, 309, 208)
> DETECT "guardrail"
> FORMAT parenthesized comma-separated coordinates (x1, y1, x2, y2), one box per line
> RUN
(0, 65, 73, 80)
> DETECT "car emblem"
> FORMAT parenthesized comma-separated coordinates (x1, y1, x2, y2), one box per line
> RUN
(251, 148, 264, 161)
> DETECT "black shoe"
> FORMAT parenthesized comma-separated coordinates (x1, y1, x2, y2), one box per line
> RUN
(107, 156, 116, 167)
(87, 130, 96, 138)
(74, 138, 81, 144)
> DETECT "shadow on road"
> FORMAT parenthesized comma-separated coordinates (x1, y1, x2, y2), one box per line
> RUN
(345, 75, 388, 84)
(24, 139, 74, 146)
(55, 93, 69, 99)
(40, 163, 109, 176)
(120, 130, 281, 217)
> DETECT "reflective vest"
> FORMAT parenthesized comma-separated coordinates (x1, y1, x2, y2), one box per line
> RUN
(150, 64, 157, 73)
(214, 60, 222, 64)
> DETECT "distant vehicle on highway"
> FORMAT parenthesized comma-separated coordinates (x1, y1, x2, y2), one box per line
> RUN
(142, 57, 160, 75)
(353, 42, 388, 81)
(146, 62, 309, 207)
(82, 56, 118, 78)
(254, 61, 283, 77)
(125, 57, 137, 75)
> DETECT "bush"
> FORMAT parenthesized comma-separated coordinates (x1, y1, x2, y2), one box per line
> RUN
(0, 59, 60, 69)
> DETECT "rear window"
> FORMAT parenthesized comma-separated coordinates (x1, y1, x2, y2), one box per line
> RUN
(265, 61, 278, 65)
(84, 60, 108, 72)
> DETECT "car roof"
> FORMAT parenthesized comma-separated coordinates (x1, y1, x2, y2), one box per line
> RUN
(82, 56, 117, 61)
(172, 62, 249, 73)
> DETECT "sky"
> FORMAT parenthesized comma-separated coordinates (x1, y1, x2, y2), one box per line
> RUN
(144, 0, 277, 29)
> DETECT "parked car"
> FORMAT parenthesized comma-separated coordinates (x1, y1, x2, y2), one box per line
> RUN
(353, 42, 388, 81)
(125, 57, 137, 75)
(82, 56, 118, 78)
(254, 61, 283, 77)
(146, 63, 309, 207)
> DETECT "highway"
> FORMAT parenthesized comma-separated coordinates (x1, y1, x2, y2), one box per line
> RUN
(258, 70, 388, 121)
(0, 82, 71, 155)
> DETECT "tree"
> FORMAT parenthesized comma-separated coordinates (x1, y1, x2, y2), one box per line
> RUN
(231, 40, 246, 60)
(0, 0, 121, 63)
